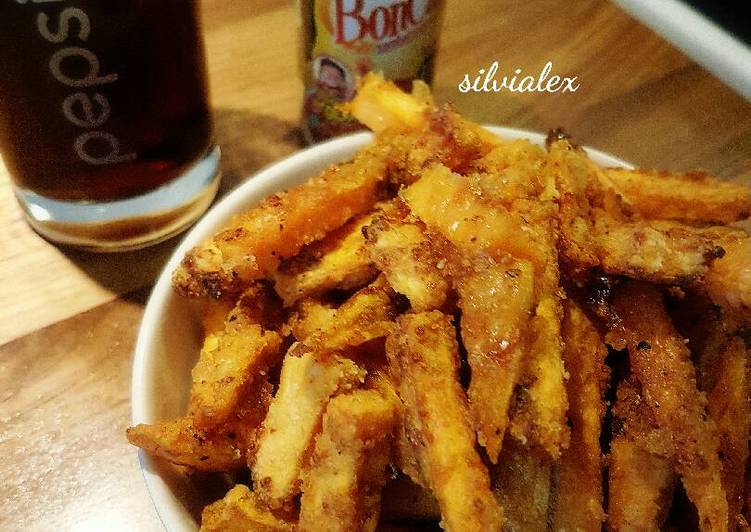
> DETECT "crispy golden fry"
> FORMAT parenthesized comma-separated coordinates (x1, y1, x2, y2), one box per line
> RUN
(351, 76, 502, 191)
(610, 439, 675, 532)
(547, 139, 745, 285)
(386, 311, 502, 532)
(471, 143, 571, 458)
(252, 350, 366, 508)
(544, 139, 601, 276)
(469, 139, 549, 198)
(491, 439, 551, 532)
(455, 255, 535, 462)
(594, 218, 741, 284)
(173, 141, 394, 299)
(129, 286, 281, 469)
(696, 314, 751, 525)
(350, 73, 496, 168)
(605, 168, 751, 225)
(127, 418, 243, 472)
(608, 282, 728, 531)
(127, 381, 273, 472)
(189, 325, 280, 429)
(200, 484, 296, 532)
(703, 238, 751, 317)
(608, 377, 676, 531)
(302, 276, 397, 361)
(549, 300, 608, 531)
(201, 299, 235, 336)
(272, 213, 378, 307)
(401, 164, 548, 268)
(125, 70, 751, 532)
(369, 372, 426, 487)
(347, 72, 430, 134)
(188, 288, 283, 429)
(403, 163, 569, 458)
(709, 337, 751, 526)
(298, 390, 396, 532)
(509, 296, 569, 458)
(363, 202, 450, 312)
(287, 298, 337, 341)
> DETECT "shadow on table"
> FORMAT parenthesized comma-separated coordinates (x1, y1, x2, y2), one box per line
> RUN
(212, 107, 305, 196)
(60, 107, 305, 296)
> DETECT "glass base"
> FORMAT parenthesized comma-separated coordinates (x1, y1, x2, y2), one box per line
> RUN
(15, 146, 221, 252)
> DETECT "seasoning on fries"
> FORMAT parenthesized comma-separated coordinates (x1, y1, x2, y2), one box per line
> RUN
(129, 73, 751, 531)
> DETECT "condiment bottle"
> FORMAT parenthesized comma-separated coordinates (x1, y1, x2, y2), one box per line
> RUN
(300, 0, 445, 143)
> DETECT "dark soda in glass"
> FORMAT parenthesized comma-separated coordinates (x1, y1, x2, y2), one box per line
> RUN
(0, 0, 219, 249)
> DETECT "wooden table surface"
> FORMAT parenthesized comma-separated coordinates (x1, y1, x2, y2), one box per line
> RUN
(1, 0, 749, 530)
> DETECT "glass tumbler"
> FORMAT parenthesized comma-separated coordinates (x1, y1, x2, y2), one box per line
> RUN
(0, 0, 220, 250)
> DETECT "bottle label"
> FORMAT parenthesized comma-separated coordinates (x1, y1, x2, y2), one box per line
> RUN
(302, 0, 444, 142)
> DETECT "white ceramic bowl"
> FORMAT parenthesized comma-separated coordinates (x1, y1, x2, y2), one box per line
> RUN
(131, 127, 631, 531)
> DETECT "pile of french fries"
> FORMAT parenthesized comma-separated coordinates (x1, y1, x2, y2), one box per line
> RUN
(128, 74, 751, 532)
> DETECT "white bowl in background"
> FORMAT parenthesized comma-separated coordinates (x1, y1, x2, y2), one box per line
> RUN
(130, 127, 631, 531)
(612, 0, 751, 101)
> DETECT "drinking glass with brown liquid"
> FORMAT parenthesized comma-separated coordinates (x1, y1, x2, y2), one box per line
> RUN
(0, 0, 220, 250)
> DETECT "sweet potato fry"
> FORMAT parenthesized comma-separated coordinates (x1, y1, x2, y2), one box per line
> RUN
(609, 440, 675, 531)
(470, 144, 571, 457)
(469, 139, 548, 198)
(350, 74, 495, 177)
(188, 287, 284, 429)
(494, 223, 568, 457)
(200, 298, 235, 336)
(696, 314, 751, 525)
(608, 282, 728, 531)
(455, 255, 536, 462)
(189, 325, 280, 429)
(173, 140, 394, 299)
(608, 376, 676, 531)
(544, 139, 602, 277)
(401, 164, 548, 268)
(126, 69, 751, 532)
(273, 213, 378, 306)
(127, 381, 273, 472)
(403, 163, 568, 458)
(363, 202, 450, 312)
(546, 139, 745, 285)
(491, 439, 551, 532)
(709, 337, 751, 527)
(509, 296, 569, 458)
(298, 390, 396, 532)
(594, 218, 741, 284)
(549, 300, 608, 531)
(368, 372, 426, 487)
(127, 418, 243, 473)
(347, 72, 430, 134)
(703, 238, 751, 317)
(200, 484, 296, 532)
(386, 311, 502, 531)
(286, 298, 337, 342)
(252, 350, 366, 508)
(605, 168, 751, 225)
(302, 276, 397, 361)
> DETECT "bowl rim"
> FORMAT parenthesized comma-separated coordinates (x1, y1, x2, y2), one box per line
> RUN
(130, 125, 632, 531)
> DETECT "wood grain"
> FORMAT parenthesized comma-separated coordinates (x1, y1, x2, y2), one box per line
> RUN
(0, 0, 749, 529)
(0, 291, 161, 532)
